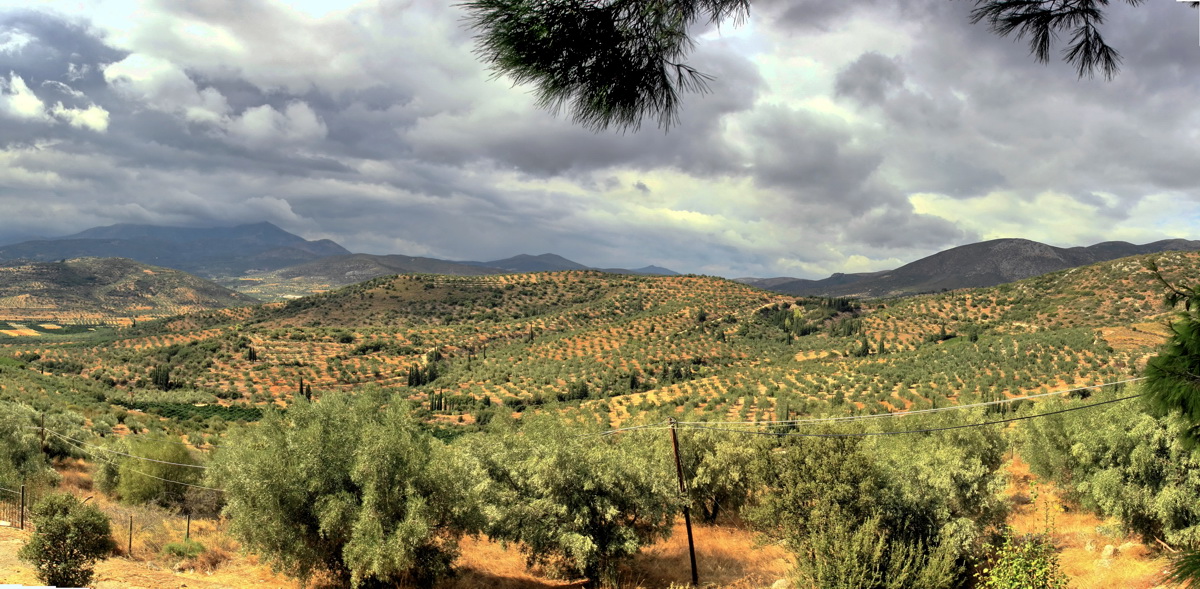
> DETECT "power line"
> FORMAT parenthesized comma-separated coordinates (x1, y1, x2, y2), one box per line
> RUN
(676, 394, 1140, 438)
(55, 435, 223, 493)
(674, 376, 1145, 427)
(57, 439, 225, 494)
(46, 430, 209, 469)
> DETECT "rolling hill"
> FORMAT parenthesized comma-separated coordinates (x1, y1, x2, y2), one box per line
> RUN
(0, 257, 258, 327)
(23, 250, 1196, 423)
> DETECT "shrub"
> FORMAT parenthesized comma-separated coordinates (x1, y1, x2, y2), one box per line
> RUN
(18, 493, 115, 587)
(113, 436, 202, 508)
(976, 529, 1068, 589)
(163, 539, 206, 559)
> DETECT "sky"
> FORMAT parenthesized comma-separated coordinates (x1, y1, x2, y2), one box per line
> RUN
(0, 0, 1198, 278)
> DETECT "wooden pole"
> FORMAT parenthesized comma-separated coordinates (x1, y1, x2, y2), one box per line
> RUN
(19, 485, 25, 530)
(669, 418, 699, 586)
(186, 513, 191, 541)
(128, 515, 134, 556)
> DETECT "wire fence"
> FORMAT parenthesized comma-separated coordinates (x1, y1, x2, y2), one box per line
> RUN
(0, 484, 31, 531)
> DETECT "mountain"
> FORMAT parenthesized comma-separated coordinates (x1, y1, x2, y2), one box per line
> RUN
(0, 257, 257, 322)
(477, 253, 592, 273)
(464, 253, 680, 275)
(762, 238, 1200, 298)
(221, 253, 507, 300)
(0, 222, 350, 277)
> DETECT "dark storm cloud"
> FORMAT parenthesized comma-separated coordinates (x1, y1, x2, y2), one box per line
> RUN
(0, 10, 127, 75)
(2, 0, 1197, 278)
(835, 52, 903, 105)
(744, 105, 882, 205)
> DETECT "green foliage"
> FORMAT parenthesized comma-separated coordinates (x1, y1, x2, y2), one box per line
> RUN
(0, 403, 54, 489)
(163, 539, 206, 559)
(111, 436, 202, 509)
(748, 424, 1006, 589)
(209, 390, 483, 588)
(1019, 389, 1200, 546)
(150, 364, 172, 390)
(677, 424, 757, 523)
(466, 416, 678, 587)
(112, 399, 262, 422)
(462, 0, 749, 131)
(976, 529, 1068, 589)
(1143, 261, 1200, 450)
(18, 493, 114, 587)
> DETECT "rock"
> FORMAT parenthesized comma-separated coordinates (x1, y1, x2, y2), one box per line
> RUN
(1085, 539, 1095, 552)
(771, 579, 791, 589)
(1101, 544, 1117, 559)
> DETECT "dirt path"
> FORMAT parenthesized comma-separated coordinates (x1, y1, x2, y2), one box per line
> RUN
(1004, 456, 1177, 589)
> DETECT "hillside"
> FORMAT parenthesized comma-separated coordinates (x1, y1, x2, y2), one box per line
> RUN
(0, 258, 257, 328)
(18, 251, 1195, 421)
(0, 222, 350, 278)
(756, 237, 1200, 297)
(220, 253, 507, 300)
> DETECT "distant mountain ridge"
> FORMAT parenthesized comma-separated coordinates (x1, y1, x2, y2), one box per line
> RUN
(0, 222, 350, 277)
(745, 238, 1200, 298)
(0, 224, 679, 293)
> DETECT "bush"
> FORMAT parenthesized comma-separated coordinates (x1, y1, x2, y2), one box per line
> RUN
(18, 493, 115, 587)
(163, 539, 206, 559)
(113, 436, 202, 509)
(977, 529, 1068, 589)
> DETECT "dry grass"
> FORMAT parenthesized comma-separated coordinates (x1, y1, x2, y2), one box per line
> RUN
(1005, 456, 1178, 589)
(445, 522, 789, 589)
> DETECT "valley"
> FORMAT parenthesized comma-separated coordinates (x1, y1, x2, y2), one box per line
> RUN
(0, 249, 1197, 588)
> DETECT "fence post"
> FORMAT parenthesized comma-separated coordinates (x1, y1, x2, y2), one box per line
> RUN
(128, 514, 133, 556)
(19, 485, 25, 530)
(668, 418, 699, 586)
(186, 513, 191, 541)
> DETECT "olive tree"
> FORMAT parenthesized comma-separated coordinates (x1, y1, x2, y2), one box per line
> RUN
(208, 390, 485, 587)
(465, 416, 679, 587)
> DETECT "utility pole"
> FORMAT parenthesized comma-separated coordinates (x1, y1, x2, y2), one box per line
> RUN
(668, 418, 699, 586)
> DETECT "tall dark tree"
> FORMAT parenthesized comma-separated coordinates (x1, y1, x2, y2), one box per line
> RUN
(1143, 260, 1200, 450)
(1142, 260, 1200, 585)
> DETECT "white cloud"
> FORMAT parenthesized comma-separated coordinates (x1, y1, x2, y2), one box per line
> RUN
(0, 72, 49, 121)
(49, 102, 109, 131)
(224, 101, 327, 146)
(0, 29, 33, 53)
(103, 53, 230, 123)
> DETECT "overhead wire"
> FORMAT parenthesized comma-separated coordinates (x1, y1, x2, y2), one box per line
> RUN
(675, 394, 1140, 438)
(46, 429, 209, 469)
(55, 434, 224, 492)
(673, 376, 1146, 427)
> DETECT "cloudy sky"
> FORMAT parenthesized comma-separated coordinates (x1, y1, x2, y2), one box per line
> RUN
(1, 0, 1198, 278)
